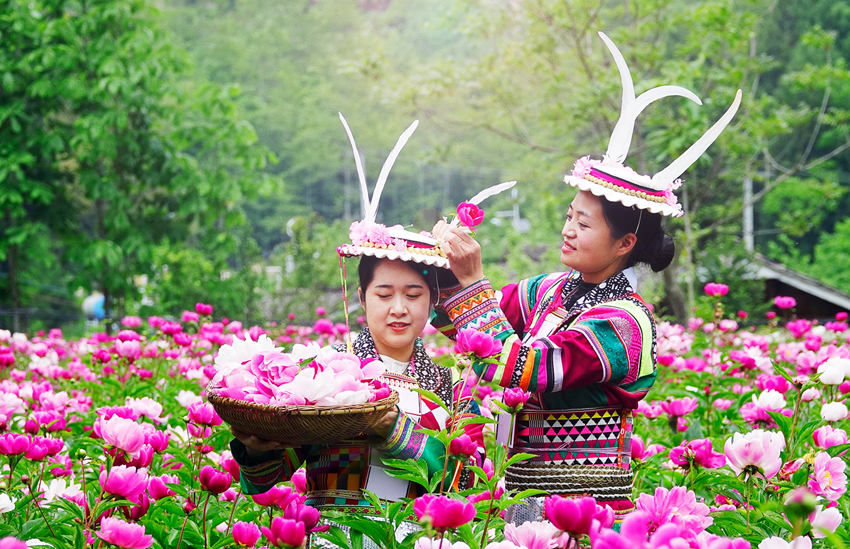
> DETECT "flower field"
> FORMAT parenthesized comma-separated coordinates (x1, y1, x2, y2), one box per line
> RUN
(0, 291, 848, 549)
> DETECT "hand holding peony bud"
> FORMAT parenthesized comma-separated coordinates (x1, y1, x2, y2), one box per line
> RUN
(456, 202, 484, 230)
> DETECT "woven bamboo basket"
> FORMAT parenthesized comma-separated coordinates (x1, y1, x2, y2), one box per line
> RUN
(207, 386, 398, 444)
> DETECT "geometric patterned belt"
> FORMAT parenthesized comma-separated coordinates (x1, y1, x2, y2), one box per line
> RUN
(510, 407, 633, 468)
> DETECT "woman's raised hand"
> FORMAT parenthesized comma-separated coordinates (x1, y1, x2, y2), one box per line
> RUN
(432, 219, 485, 287)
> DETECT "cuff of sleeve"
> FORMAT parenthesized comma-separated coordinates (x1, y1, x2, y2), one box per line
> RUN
(380, 410, 427, 460)
(443, 278, 511, 334)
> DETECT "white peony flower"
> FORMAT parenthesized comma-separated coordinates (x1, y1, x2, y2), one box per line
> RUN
(38, 479, 83, 504)
(817, 357, 850, 385)
(176, 390, 203, 409)
(821, 401, 849, 422)
(754, 389, 786, 409)
(0, 493, 15, 513)
(213, 334, 280, 377)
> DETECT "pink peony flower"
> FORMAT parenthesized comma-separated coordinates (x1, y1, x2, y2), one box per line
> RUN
(636, 400, 664, 419)
(448, 433, 479, 457)
(96, 517, 153, 549)
(187, 401, 223, 427)
(181, 311, 199, 323)
(115, 340, 141, 362)
(120, 316, 143, 329)
(98, 415, 146, 455)
(456, 202, 484, 229)
(199, 465, 232, 495)
(543, 495, 597, 536)
(454, 328, 501, 358)
(808, 451, 847, 501)
(99, 465, 148, 500)
(660, 396, 699, 417)
(195, 302, 214, 316)
(785, 319, 812, 338)
(503, 387, 530, 411)
(704, 282, 729, 297)
(413, 494, 476, 532)
(774, 296, 797, 309)
(813, 425, 848, 449)
(147, 474, 177, 500)
(251, 485, 300, 509)
(636, 486, 713, 534)
(0, 433, 31, 456)
(232, 521, 261, 547)
(669, 439, 726, 469)
(291, 467, 307, 494)
(724, 429, 785, 479)
(261, 516, 305, 549)
(809, 505, 842, 539)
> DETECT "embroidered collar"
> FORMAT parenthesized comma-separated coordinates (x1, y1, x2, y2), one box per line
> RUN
(559, 270, 635, 318)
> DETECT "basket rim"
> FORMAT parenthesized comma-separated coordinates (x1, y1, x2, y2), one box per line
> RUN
(206, 383, 399, 417)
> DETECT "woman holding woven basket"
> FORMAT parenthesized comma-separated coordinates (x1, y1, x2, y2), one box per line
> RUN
(230, 115, 486, 548)
(431, 32, 741, 526)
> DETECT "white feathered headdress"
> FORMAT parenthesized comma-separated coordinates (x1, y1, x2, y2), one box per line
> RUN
(564, 32, 742, 217)
(335, 113, 516, 268)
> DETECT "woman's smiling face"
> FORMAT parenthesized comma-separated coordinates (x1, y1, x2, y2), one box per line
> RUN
(560, 190, 633, 283)
(360, 259, 431, 362)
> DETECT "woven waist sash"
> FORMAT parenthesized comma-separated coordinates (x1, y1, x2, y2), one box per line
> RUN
(509, 407, 633, 467)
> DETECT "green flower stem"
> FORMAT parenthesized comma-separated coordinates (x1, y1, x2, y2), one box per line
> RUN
(201, 492, 212, 549)
(225, 490, 241, 534)
(479, 490, 496, 548)
(787, 384, 804, 451)
(176, 512, 190, 549)
(36, 498, 57, 539)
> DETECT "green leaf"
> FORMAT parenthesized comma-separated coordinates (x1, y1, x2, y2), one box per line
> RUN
(314, 525, 351, 549)
(504, 452, 536, 468)
(827, 443, 850, 457)
(766, 411, 792, 442)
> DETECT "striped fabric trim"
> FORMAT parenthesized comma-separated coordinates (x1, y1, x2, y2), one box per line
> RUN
(572, 298, 655, 384)
(382, 411, 427, 460)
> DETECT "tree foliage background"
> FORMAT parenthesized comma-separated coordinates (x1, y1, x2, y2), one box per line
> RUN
(1, 0, 849, 333)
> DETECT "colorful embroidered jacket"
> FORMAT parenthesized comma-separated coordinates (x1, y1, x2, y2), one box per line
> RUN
(433, 270, 657, 515)
(230, 328, 479, 513)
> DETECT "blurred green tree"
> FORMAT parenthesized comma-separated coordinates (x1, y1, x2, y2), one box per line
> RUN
(0, 0, 275, 328)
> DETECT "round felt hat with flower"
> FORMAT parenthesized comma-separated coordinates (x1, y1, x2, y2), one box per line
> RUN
(564, 32, 742, 218)
(335, 113, 516, 267)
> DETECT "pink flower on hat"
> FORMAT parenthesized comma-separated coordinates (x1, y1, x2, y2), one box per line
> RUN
(571, 155, 599, 178)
